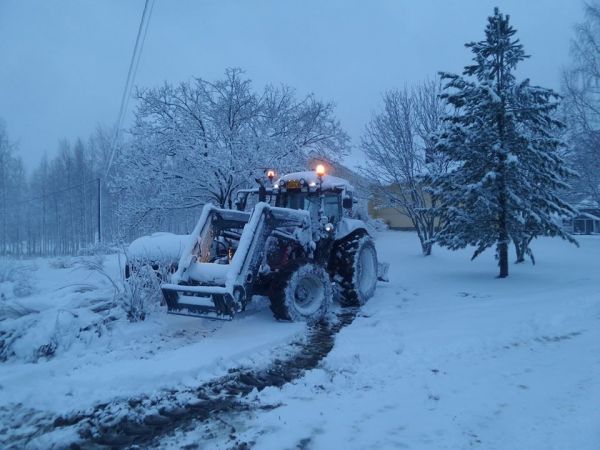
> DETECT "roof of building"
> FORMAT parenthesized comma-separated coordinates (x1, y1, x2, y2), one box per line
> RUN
(575, 211, 600, 221)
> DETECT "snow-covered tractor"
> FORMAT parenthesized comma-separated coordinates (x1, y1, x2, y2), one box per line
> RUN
(157, 165, 387, 322)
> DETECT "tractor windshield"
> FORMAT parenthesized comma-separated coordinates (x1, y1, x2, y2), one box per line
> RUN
(285, 192, 319, 211)
(282, 192, 341, 223)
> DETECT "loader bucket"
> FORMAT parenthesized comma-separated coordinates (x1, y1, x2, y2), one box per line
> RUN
(161, 283, 235, 320)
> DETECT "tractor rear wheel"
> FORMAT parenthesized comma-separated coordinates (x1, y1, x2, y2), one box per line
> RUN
(268, 261, 332, 323)
(332, 233, 378, 307)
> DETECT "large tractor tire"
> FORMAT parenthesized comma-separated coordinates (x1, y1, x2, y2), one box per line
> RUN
(332, 233, 378, 307)
(269, 261, 332, 323)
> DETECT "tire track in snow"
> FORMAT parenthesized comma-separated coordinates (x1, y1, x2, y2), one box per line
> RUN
(5, 308, 358, 449)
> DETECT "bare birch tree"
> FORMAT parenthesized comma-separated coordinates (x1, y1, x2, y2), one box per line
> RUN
(114, 68, 349, 232)
(361, 80, 448, 255)
(562, 2, 600, 206)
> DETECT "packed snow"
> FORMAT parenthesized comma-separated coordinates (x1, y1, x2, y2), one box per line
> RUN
(0, 231, 599, 449)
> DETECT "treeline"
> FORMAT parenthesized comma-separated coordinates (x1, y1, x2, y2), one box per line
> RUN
(0, 123, 206, 256)
(0, 124, 115, 255)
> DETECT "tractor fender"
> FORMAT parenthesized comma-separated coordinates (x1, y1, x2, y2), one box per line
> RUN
(334, 218, 370, 241)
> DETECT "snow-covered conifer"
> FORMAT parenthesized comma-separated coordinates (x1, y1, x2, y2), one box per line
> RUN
(432, 8, 577, 277)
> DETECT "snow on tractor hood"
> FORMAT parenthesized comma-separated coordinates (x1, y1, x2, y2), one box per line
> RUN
(276, 171, 354, 192)
(127, 232, 189, 262)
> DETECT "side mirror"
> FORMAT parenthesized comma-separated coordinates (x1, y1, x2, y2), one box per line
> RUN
(342, 197, 353, 209)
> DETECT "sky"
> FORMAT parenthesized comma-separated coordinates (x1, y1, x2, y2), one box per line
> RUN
(0, 0, 586, 170)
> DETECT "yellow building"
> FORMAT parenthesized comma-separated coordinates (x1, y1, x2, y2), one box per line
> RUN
(367, 184, 437, 231)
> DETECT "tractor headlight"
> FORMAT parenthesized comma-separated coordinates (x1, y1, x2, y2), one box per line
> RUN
(324, 223, 334, 233)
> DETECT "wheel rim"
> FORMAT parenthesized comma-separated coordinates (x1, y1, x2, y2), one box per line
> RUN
(293, 275, 325, 316)
(357, 245, 377, 298)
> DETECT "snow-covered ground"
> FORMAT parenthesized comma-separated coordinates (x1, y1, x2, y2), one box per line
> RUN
(1, 232, 599, 449)
(0, 254, 307, 447)
(161, 232, 600, 450)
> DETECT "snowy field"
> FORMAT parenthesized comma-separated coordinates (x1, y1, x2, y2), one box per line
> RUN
(0, 231, 599, 449)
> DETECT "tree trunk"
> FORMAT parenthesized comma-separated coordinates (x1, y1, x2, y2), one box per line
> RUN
(514, 240, 526, 264)
(498, 241, 509, 278)
(422, 241, 433, 256)
(495, 22, 509, 279)
(415, 223, 433, 256)
(514, 237, 534, 265)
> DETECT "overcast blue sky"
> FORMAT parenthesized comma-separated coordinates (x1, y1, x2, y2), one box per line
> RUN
(0, 0, 586, 169)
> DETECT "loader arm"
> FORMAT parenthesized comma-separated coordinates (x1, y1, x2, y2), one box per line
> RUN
(161, 202, 311, 319)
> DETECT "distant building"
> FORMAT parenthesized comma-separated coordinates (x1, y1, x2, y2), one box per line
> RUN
(368, 200, 418, 231)
(563, 208, 600, 235)
(561, 198, 600, 235)
(364, 182, 438, 231)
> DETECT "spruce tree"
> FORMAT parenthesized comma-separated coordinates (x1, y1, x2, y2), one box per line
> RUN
(432, 8, 577, 278)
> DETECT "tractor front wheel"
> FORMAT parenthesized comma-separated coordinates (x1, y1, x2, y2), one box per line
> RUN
(269, 261, 332, 323)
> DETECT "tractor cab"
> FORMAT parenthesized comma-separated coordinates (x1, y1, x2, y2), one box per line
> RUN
(235, 165, 354, 227)
(273, 169, 353, 226)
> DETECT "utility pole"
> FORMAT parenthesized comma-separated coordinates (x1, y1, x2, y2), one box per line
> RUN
(97, 178, 102, 243)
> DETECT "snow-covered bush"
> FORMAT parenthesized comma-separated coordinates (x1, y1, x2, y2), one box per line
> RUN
(78, 242, 122, 256)
(119, 263, 163, 322)
(81, 253, 170, 322)
(0, 294, 37, 323)
(74, 254, 106, 273)
(0, 257, 24, 284)
(48, 256, 74, 269)
(0, 257, 36, 299)
(0, 253, 169, 363)
(0, 304, 114, 362)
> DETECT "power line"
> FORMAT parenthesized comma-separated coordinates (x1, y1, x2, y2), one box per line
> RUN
(125, 0, 155, 125)
(105, 0, 155, 179)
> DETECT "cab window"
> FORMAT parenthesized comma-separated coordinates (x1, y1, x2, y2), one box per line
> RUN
(323, 195, 341, 223)
(280, 192, 341, 223)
